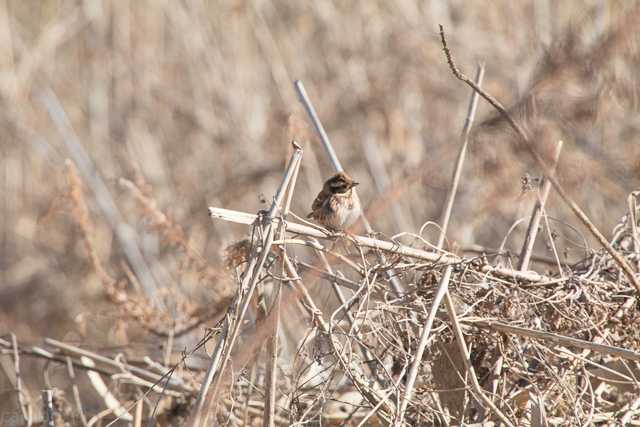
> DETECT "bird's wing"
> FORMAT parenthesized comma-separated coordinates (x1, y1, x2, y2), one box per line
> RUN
(308, 190, 330, 217)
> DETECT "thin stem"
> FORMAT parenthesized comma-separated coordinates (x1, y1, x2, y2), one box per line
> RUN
(194, 143, 303, 426)
(437, 64, 485, 249)
(438, 25, 640, 295)
(11, 333, 31, 424)
(474, 320, 640, 362)
(66, 356, 88, 426)
(45, 338, 190, 392)
(261, 142, 303, 426)
(398, 64, 485, 426)
(294, 80, 343, 171)
(396, 265, 453, 424)
(263, 284, 281, 427)
(279, 250, 395, 421)
(191, 318, 231, 422)
(518, 140, 564, 271)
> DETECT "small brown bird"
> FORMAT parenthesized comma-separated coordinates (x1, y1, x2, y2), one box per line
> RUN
(307, 172, 361, 231)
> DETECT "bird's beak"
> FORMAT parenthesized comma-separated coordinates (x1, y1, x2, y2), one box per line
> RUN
(352, 182, 359, 187)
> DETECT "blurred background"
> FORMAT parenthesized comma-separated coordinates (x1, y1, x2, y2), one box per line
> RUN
(1, 0, 640, 422)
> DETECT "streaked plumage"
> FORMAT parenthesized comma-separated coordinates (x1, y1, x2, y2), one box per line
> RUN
(307, 172, 361, 231)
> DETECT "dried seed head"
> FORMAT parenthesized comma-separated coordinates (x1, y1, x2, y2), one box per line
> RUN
(223, 238, 253, 270)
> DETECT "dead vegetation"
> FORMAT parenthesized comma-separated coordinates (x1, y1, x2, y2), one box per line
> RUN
(2, 1, 640, 426)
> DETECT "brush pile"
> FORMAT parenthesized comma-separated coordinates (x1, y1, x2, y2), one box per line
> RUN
(4, 179, 640, 426)
(3, 3, 640, 425)
(197, 158, 640, 426)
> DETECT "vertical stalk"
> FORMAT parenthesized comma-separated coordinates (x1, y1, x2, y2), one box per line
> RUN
(437, 65, 485, 248)
(192, 143, 303, 426)
(263, 145, 302, 426)
(294, 80, 404, 295)
(518, 140, 563, 271)
(397, 65, 484, 425)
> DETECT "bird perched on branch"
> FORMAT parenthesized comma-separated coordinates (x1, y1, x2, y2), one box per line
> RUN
(307, 172, 361, 231)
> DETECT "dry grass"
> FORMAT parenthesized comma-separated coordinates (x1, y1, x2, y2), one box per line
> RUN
(2, 1, 640, 425)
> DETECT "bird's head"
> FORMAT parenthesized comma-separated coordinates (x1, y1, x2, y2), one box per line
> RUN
(325, 172, 359, 194)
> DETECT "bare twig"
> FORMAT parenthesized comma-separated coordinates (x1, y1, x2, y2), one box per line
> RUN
(400, 63, 504, 426)
(11, 333, 31, 425)
(437, 64, 485, 249)
(81, 356, 133, 423)
(462, 244, 569, 267)
(242, 363, 258, 426)
(438, 25, 640, 295)
(295, 259, 361, 291)
(396, 265, 453, 424)
(473, 320, 640, 362)
(209, 207, 552, 283)
(263, 285, 281, 427)
(134, 399, 143, 427)
(518, 140, 564, 271)
(66, 356, 88, 426)
(279, 250, 395, 421)
(263, 150, 302, 427)
(294, 80, 343, 171)
(44, 338, 190, 392)
(191, 320, 230, 421)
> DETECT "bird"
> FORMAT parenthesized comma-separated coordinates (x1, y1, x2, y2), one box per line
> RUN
(307, 172, 361, 231)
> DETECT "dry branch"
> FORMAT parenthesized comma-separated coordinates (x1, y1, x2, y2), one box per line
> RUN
(44, 338, 191, 392)
(398, 64, 485, 426)
(397, 265, 453, 424)
(437, 64, 485, 249)
(444, 293, 514, 427)
(473, 320, 640, 362)
(518, 140, 564, 271)
(209, 207, 551, 283)
(438, 25, 640, 295)
(193, 142, 303, 426)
